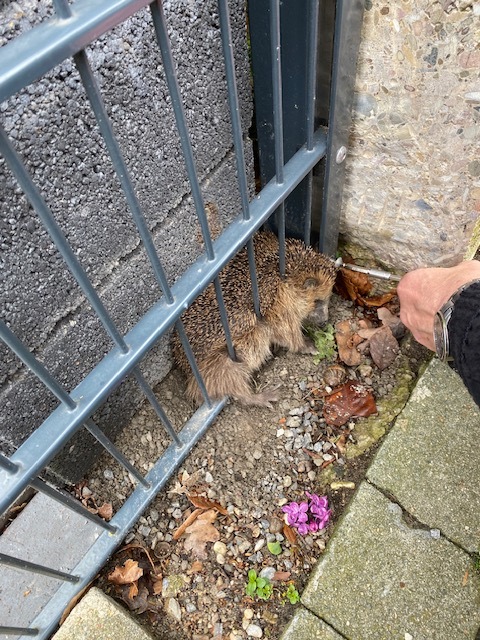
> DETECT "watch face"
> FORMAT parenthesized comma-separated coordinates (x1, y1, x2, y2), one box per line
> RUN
(433, 311, 448, 361)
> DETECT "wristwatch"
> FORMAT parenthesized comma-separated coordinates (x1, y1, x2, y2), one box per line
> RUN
(433, 279, 480, 362)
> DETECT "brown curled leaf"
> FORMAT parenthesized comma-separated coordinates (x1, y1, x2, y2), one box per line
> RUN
(187, 494, 229, 516)
(356, 290, 397, 308)
(283, 524, 298, 546)
(335, 319, 363, 367)
(173, 508, 205, 541)
(108, 559, 143, 586)
(323, 380, 377, 427)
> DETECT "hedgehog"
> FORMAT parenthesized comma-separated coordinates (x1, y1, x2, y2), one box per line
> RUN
(171, 231, 337, 407)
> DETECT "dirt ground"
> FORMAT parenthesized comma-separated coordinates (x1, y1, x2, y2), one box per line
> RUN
(84, 291, 429, 640)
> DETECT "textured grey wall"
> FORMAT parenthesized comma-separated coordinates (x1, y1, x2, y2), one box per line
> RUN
(0, 0, 254, 481)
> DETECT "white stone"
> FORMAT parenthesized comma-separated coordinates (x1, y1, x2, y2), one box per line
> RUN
(213, 541, 227, 555)
(246, 623, 263, 638)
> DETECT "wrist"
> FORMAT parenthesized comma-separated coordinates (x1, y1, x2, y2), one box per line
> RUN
(433, 275, 480, 361)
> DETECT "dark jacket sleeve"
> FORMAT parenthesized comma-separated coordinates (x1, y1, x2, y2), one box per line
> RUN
(449, 281, 480, 408)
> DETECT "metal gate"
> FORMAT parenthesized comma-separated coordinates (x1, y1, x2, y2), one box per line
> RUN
(0, 0, 364, 637)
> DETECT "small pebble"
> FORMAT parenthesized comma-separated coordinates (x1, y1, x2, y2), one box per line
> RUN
(213, 541, 227, 555)
(246, 623, 263, 638)
(283, 475, 293, 487)
(252, 450, 263, 460)
(430, 529, 441, 539)
(254, 538, 265, 552)
(259, 566, 275, 581)
(243, 608, 254, 620)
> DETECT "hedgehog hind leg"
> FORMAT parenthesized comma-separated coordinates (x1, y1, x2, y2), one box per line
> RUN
(185, 350, 278, 408)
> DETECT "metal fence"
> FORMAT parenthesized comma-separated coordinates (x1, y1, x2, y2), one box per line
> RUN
(0, 0, 364, 637)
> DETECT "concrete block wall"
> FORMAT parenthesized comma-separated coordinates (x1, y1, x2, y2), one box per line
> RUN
(0, 0, 254, 481)
(340, 0, 480, 271)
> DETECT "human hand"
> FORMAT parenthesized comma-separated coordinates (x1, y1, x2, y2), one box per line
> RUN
(397, 261, 480, 352)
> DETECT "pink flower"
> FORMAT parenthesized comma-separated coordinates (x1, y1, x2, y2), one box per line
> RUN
(282, 500, 308, 527)
(282, 493, 331, 536)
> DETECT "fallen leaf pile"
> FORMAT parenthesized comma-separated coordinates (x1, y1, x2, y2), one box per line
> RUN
(106, 544, 163, 616)
(172, 493, 228, 558)
(336, 264, 397, 308)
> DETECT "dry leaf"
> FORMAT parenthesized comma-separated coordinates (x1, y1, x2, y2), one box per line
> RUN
(108, 559, 143, 585)
(128, 582, 139, 599)
(336, 267, 372, 301)
(377, 306, 405, 339)
(357, 290, 397, 308)
(273, 571, 291, 581)
(189, 560, 204, 574)
(187, 494, 229, 516)
(336, 264, 397, 308)
(183, 509, 220, 558)
(173, 508, 205, 541)
(335, 319, 363, 367)
(152, 578, 164, 595)
(97, 502, 113, 521)
(121, 584, 150, 613)
(369, 325, 399, 370)
(283, 524, 297, 546)
(323, 381, 377, 427)
(118, 543, 156, 572)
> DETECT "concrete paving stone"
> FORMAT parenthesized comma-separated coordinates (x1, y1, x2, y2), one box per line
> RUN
(52, 587, 153, 640)
(302, 482, 480, 640)
(280, 607, 345, 640)
(367, 358, 480, 552)
(0, 493, 102, 640)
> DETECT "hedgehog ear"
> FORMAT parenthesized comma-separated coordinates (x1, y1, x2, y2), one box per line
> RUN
(303, 277, 318, 289)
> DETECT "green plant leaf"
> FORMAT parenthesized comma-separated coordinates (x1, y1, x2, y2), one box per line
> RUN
(305, 323, 337, 363)
(248, 569, 257, 582)
(267, 541, 282, 555)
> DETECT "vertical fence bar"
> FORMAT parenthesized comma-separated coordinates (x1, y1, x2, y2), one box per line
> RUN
(0, 126, 128, 353)
(30, 478, 117, 532)
(0, 320, 150, 485)
(0, 455, 19, 473)
(72, 47, 211, 429)
(0, 626, 39, 636)
(269, 0, 285, 276)
(52, 0, 71, 19)
(150, 0, 214, 260)
(0, 553, 80, 583)
(73, 50, 174, 306)
(217, 0, 261, 317)
(150, 0, 238, 361)
(304, 0, 320, 246)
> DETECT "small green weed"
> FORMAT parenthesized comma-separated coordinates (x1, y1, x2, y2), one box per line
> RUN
(245, 569, 273, 601)
(282, 583, 300, 605)
(305, 323, 337, 364)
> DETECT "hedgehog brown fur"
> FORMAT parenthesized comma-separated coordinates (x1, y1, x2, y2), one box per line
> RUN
(171, 231, 337, 406)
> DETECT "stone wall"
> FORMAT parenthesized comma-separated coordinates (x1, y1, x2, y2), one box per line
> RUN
(0, 0, 253, 481)
(341, 0, 480, 271)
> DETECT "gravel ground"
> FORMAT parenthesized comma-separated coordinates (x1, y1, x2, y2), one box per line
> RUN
(84, 293, 429, 640)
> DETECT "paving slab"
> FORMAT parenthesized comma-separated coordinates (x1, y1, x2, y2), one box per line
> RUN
(302, 482, 480, 640)
(0, 492, 102, 639)
(52, 587, 153, 640)
(280, 607, 345, 640)
(367, 357, 480, 552)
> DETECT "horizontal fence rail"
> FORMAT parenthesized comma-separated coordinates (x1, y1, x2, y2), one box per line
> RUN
(0, 0, 331, 637)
